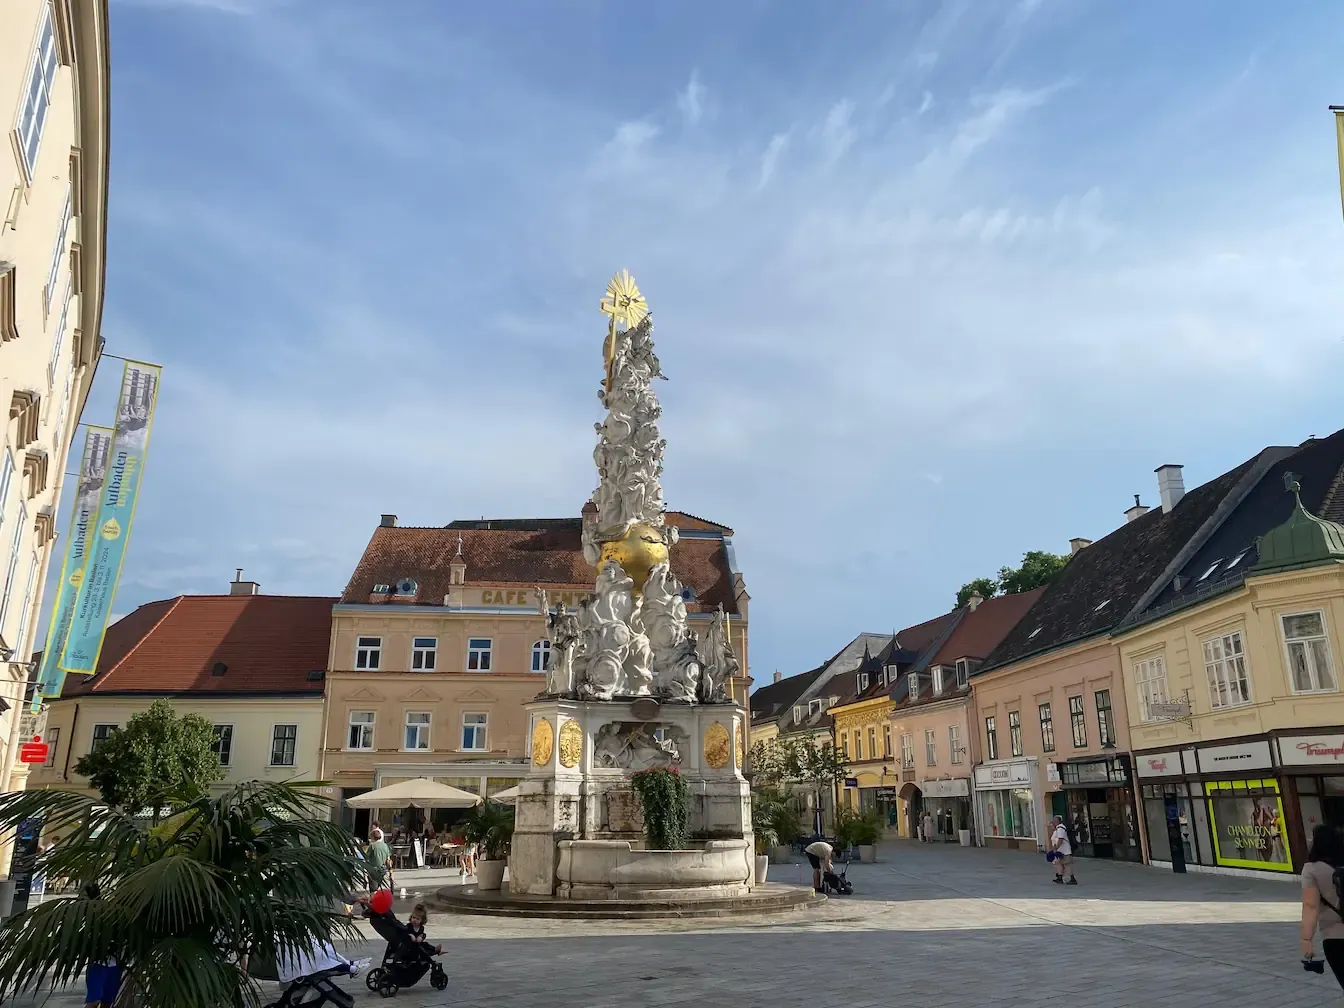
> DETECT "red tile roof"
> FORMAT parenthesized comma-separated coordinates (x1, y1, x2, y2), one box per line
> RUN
(58, 594, 336, 697)
(931, 588, 1044, 666)
(341, 513, 740, 614)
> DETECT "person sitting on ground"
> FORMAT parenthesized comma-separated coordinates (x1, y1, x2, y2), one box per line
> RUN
(804, 838, 833, 893)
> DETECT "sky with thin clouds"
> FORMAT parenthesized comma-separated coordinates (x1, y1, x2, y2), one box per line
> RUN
(65, 0, 1344, 680)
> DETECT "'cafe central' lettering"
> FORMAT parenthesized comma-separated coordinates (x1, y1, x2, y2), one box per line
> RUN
(480, 589, 594, 607)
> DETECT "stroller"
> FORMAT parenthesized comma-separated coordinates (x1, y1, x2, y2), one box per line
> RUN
(364, 908, 448, 998)
(251, 940, 359, 1008)
(822, 862, 854, 896)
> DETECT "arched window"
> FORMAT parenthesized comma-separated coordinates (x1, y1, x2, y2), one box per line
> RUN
(531, 639, 551, 673)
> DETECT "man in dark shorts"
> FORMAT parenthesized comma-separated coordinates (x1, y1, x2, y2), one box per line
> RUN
(805, 839, 833, 893)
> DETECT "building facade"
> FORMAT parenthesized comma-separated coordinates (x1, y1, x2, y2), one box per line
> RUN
(0, 0, 109, 816)
(28, 583, 333, 800)
(323, 510, 749, 836)
(1118, 430, 1344, 876)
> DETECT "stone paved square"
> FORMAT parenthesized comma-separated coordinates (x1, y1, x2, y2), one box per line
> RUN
(13, 840, 1335, 1007)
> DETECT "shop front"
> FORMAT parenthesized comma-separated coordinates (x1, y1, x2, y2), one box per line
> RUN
(921, 777, 972, 844)
(1135, 739, 1294, 875)
(973, 758, 1040, 851)
(1058, 754, 1141, 862)
(1275, 728, 1344, 867)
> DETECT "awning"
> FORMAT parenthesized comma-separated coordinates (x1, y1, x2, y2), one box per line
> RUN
(489, 784, 521, 804)
(343, 777, 483, 809)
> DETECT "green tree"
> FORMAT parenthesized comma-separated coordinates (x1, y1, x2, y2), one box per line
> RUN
(998, 550, 1070, 595)
(74, 699, 224, 824)
(0, 781, 364, 1008)
(955, 577, 999, 608)
(748, 736, 848, 832)
(955, 550, 1070, 608)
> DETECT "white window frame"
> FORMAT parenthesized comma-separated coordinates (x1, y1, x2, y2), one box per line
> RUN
(354, 636, 381, 670)
(0, 500, 27, 632)
(212, 724, 234, 767)
(1134, 655, 1169, 722)
(467, 638, 493, 671)
(403, 711, 431, 751)
(45, 186, 71, 311)
(907, 671, 918, 701)
(955, 659, 971, 687)
(461, 712, 488, 752)
(13, 554, 37, 650)
(90, 723, 116, 753)
(531, 639, 550, 673)
(867, 726, 877, 760)
(924, 728, 937, 766)
(858, 672, 869, 692)
(48, 281, 71, 384)
(931, 666, 944, 696)
(270, 724, 297, 766)
(985, 716, 998, 760)
(1203, 630, 1252, 710)
(900, 732, 914, 769)
(411, 637, 437, 672)
(43, 725, 58, 768)
(854, 731, 863, 760)
(793, 705, 804, 724)
(883, 722, 892, 758)
(347, 710, 375, 751)
(1282, 611, 1338, 694)
(949, 724, 963, 765)
(808, 698, 823, 715)
(16, 3, 59, 179)
(1008, 710, 1023, 757)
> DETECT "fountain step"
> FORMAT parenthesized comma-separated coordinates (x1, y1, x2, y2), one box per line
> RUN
(430, 882, 823, 919)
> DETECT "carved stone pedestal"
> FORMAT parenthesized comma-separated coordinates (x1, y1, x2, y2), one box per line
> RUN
(509, 697, 753, 898)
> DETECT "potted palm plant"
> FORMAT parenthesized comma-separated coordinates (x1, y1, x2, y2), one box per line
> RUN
(752, 821, 778, 884)
(853, 812, 883, 863)
(460, 799, 514, 891)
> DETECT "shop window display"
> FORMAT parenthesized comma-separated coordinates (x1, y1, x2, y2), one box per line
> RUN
(1206, 779, 1291, 872)
(977, 788, 1035, 841)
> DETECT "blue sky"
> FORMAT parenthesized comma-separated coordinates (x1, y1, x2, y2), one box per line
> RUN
(65, 0, 1344, 680)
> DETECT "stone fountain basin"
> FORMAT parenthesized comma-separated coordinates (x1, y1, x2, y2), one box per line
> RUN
(557, 838, 752, 900)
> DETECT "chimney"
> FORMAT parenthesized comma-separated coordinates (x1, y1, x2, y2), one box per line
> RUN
(1156, 464, 1185, 513)
(380, 514, 397, 528)
(1125, 494, 1150, 524)
(229, 569, 259, 596)
(968, 591, 984, 611)
(1069, 538, 1092, 556)
(772, 670, 782, 684)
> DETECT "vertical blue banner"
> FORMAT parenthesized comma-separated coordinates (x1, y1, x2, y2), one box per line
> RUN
(31, 425, 114, 710)
(59, 361, 160, 676)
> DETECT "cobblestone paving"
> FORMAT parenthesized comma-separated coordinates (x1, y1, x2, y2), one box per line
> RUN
(14, 841, 1337, 1006)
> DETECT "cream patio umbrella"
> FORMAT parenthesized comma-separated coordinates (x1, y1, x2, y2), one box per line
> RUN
(489, 784, 521, 804)
(344, 777, 483, 810)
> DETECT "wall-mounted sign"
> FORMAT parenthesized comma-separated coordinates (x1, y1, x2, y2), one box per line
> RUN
(844, 777, 859, 788)
(1046, 763, 1061, 783)
(1136, 751, 1184, 778)
(1196, 739, 1273, 775)
(921, 778, 970, 798)
(1150, 700, 1192, 720)
(1279, 734, 1344, 766)
(973, 760, 1034, 789)
(480, 588, 594, 608)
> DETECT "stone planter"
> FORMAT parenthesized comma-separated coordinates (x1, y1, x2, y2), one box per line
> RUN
(754, 854, 769, 884)
(476, 859, 506, 891)
(858, 844, 876, 863)
(769, 844, 792, 864)
(959, 829, 971, 847)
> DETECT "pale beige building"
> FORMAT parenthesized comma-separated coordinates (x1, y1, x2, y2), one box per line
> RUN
(323, 510, 749, 836)
(0, 0, 109, 816)
(28, 584, 334, 801)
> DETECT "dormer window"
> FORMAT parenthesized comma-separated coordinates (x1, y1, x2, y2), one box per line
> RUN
(858, 672, 870, 692)
(908, 671, 919, 701)
(793, 705, 804, 724)
(808, 698, 823, 716)
(956, 658, 975, 687)
(394, 577, 418, 597)
(932, 666, 944, 696)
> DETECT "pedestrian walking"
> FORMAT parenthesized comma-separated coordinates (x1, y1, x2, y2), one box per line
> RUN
(1300, 823, 1344, 988)
(1048, 814, 1077, 886)
(366, 827, 393, 893)
(922, 812, 935, 844)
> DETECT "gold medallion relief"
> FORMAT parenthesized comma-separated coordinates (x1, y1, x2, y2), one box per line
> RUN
(531, 718, 554, 766)
(559, 719, 583, 768)
(703, 721, 731, 770)
(735, 723, 744, 768)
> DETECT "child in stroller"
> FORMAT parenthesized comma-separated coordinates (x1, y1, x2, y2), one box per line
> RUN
(251, 939, 361, 1008)
(358, 895, 448, 998)
(823, 862, 854, 896)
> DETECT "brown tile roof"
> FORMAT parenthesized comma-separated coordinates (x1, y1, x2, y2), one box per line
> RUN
(930, 588, 1044, 666)
(342, 512, 740, 614)
(58, 595, 336, 697)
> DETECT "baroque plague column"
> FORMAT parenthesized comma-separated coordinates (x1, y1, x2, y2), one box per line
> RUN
(510, 272, 753, 899)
